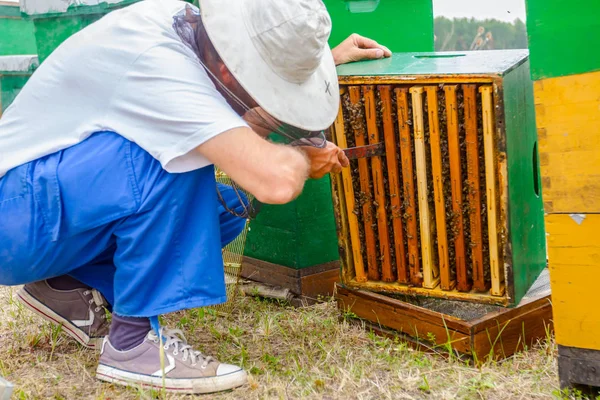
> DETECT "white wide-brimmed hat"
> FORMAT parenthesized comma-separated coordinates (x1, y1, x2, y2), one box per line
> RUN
(199, 0, 340, 131)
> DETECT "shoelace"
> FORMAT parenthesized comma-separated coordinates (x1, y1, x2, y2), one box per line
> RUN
(149, 328, 214, 368)
(83, 289, 107, 319)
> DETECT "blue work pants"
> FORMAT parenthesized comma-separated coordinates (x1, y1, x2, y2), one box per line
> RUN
(0, 132, 247, 317)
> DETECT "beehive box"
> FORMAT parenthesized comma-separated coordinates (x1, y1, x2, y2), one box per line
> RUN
(19, 0, 199, 63)
(19, 0, 139, 63)
(330, 50, 546, 307)
(526, 0, 600, 389)
(0, 0, 37, 57)
(0, 55, 38, 115)
(322, 0, 433, 53)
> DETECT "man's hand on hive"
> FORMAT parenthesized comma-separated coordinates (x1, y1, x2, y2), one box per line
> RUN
(332, 33, 391, 66)
(300, 141, 350, 179)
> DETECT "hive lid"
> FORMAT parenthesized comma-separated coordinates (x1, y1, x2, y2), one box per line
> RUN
(20, 0, 138, 17)
(336, 49, 529, 77)
(0, 55, 38, 72)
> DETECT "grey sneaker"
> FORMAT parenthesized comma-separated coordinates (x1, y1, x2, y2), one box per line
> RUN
(16, 280, 110, 350)
(96, 329, 247, 394)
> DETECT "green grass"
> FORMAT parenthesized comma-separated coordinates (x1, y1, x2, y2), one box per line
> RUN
(0, 286, 561, 399)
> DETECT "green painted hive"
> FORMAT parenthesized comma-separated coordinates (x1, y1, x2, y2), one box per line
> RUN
(0, 1, 37, 113)
(322, 0, 434, 53)
(0, 55, 38, 114)
(244, 0, 434, 271)
(331, 50, 546, 307)
(525, 0, 600, 80)
(0, 1, 37, 56)
(20, 0, 199, 63)
(20, 0, 140, 63)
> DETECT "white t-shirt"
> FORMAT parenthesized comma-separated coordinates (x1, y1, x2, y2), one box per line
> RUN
(0, 0, 247, 178)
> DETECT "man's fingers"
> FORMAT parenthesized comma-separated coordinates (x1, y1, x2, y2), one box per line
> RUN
(354, 34, 392, 56)
(354, 34, 380, 49)
(354, 48, 385, 61)
(379, 45, 392, 57)
(338, 149, 350, 167)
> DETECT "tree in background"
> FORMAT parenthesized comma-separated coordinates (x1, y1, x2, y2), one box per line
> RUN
(434, 17, 528, 51)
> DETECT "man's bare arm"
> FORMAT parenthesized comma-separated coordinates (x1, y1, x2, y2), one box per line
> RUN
(196, 127, 310, 204)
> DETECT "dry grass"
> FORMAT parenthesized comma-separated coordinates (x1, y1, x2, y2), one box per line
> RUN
(0, 285, 564, 399)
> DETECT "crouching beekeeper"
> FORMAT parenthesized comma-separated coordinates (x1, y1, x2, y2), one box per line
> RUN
(0, 0, 390, 393)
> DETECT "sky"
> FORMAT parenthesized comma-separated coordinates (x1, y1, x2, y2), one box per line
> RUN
(433, 0, 527, 22)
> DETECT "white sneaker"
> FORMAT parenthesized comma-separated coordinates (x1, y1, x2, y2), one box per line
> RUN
(96, 329, 247, 394)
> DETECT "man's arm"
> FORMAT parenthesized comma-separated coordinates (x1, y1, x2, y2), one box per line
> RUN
(196, 127, 310, 204)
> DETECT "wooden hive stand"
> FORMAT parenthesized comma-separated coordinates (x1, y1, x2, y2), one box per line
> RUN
(336, 269, 553, 363)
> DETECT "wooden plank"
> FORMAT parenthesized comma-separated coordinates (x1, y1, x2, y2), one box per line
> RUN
(395, 88, 421, 286)
(361, 299, 552, 363)
(444, 85, 470, 292)
(332, 97, 367, 283)
(425, 86, 452, 291)
(337, 284, 552, 363)
(296, 260, 340, 277)
(242, 256, 338, 278)
(410, 86, 439, 289)
(344, 279, 509, 306)
(463, 84, 487, 292)
(379, 85, 408, 283)
(336, 285, 471, 333)
(241, 256, 340, 297)
(479, 86, 503, 296)
(468, 295, 551, 332)
(493, 78, 511, 302)
(329, 135, 354, 284)
(300, 270, 339, 298)
(470, 297, 553, 362)
(331, 169, 354, 284)
(300, 269, 339, 298)
(339, 76, 495, 86)
(535, 71, 600, 212)
(241, 256, 302, 279)
(241, 258, 302, 294)
(363, 86, 393, 282)
(546, 214, 600, 350)
(349, 86, 379, 281)
(358, 321, 442, 355)
(336, 285, 472, 353)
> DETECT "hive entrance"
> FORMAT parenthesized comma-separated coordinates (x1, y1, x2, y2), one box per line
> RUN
(332, 83, 506, 302)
